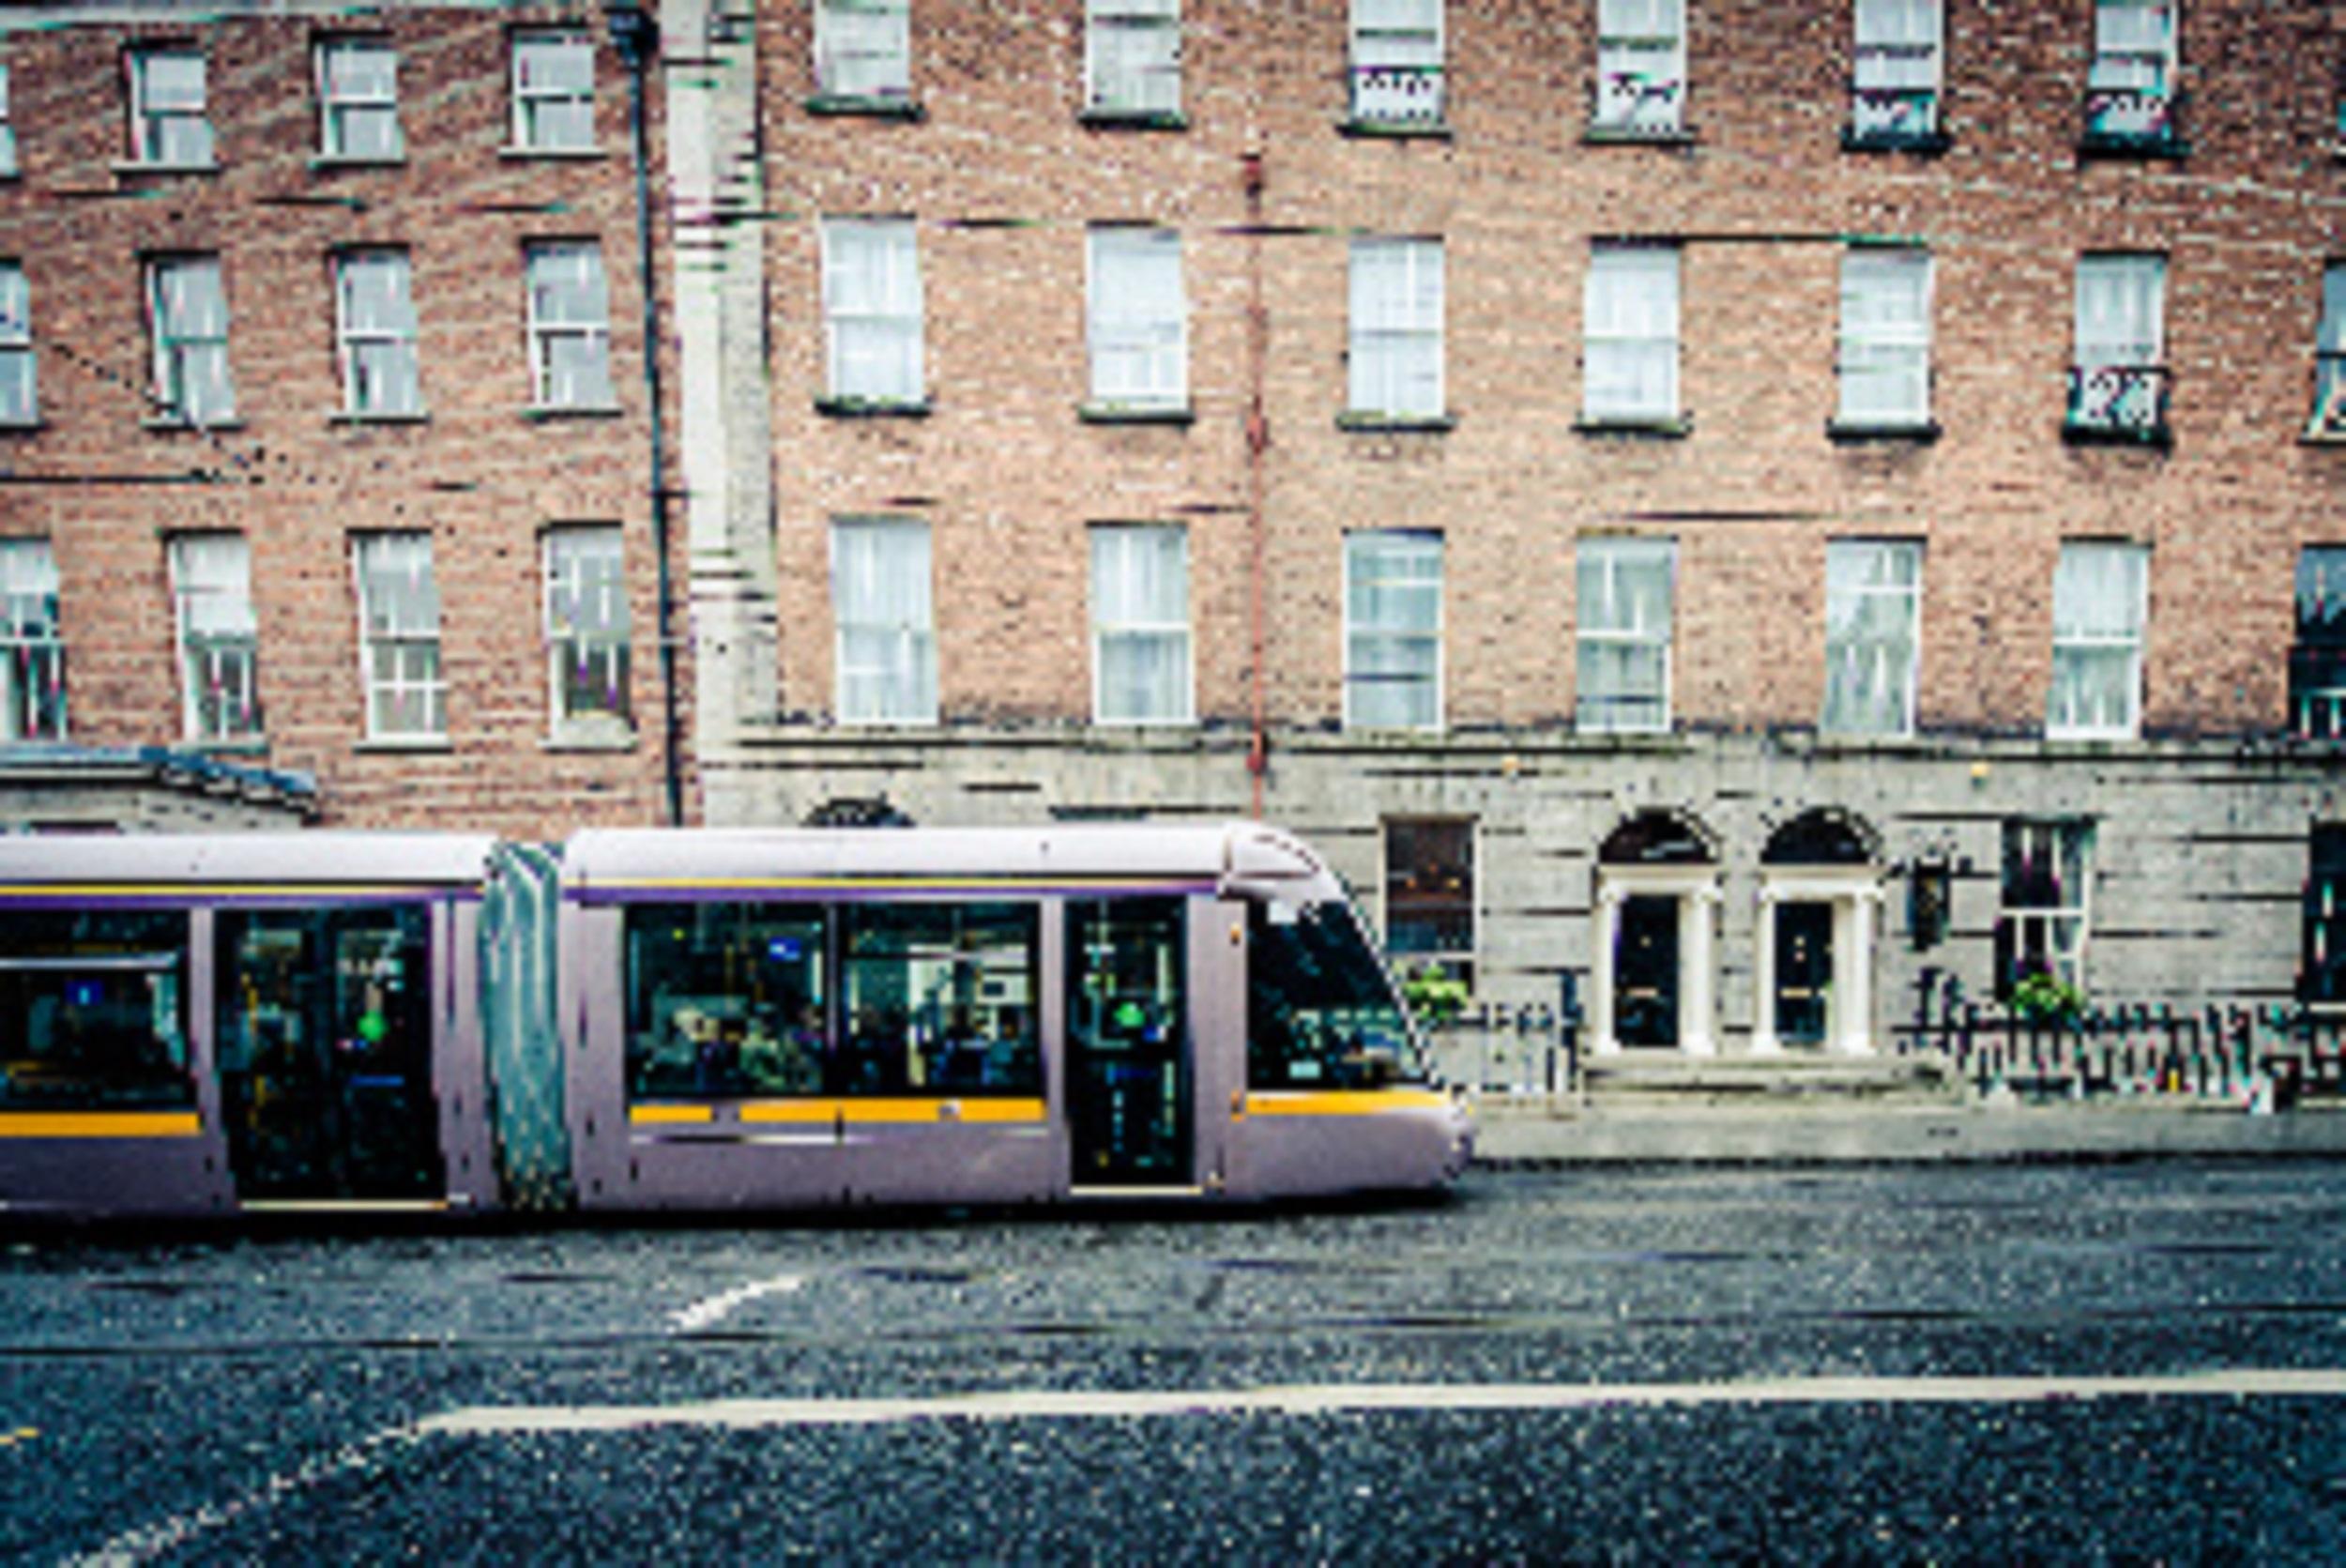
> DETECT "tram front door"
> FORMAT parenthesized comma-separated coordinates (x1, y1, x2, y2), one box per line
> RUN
(214, 906, 443, 1201)
(1064, 897, 1193, 1189)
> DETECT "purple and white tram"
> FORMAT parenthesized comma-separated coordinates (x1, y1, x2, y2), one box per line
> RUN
(0, 822, 1470, 1221)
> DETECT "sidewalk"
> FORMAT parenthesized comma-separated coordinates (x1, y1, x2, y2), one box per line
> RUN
(1471, 1099, 2346, 1165)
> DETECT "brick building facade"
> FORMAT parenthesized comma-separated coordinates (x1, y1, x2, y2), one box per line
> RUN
(8, 0, 2345, 1055)
(0, 0, 684, 838)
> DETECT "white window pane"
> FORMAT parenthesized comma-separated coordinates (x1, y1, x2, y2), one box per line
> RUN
(342, 253, 414, 334)
(333, 105, 403, 160)
(325, 41, 397, 100)
(141, 53, 206, 112)
(518, 36, 595, 93)
(526, 98, 596, 150)
(352, 341, 421, 416)
(159, 259, 227, 337)
(2322, 265, 2346, 356)
(545, 334, 614, 407)
(0, 266, 28, 341)
(2074, 255, 2165, 364)
(2051, 543, 2146, 638)
(0, 354, 33, 424)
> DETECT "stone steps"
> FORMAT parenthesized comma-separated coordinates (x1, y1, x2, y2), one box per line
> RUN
(1580, 1053, 1963, 1106)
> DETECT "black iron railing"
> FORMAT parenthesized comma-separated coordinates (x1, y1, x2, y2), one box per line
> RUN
(2082, 86, 2184, 154)
(1846, 85, 1942, 150)
(2065, 363, 2171, 443)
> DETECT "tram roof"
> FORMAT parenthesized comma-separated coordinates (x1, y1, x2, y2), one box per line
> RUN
(0, 831, 500, 890)
(559, 821, 1341, 900)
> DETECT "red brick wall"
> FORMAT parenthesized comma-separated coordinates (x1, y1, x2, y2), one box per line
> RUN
(0, 4, 690, 834)
(755, 0, 2346, 740)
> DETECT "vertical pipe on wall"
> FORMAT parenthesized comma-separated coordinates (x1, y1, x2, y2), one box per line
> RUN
(1242, 148, 1269, 820)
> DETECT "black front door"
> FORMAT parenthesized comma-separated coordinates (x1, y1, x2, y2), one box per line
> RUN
(215, 906, 442, 1200)
(1065, 897, 1192, 1187)
(1616, 893, 1680, 1048)
(1774, 901, 1834, 1046)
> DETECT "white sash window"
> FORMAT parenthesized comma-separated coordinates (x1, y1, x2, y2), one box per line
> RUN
(1091, 525, 1192, 725)
(544, 525, 631, 729)
(354, 532, 445, 740)
(1087, 0, 1181, 117)
(2048, 541, 2148, 739)
(336, 250, 421, 419)
(0, 263, 34, 426)
(512, 31, 595, 152)
(1350, 0, 1443, 126)
(1348, 237, 1443, 420)
(526, 241, 613, 411)
(1577, 537, 1675, 734)
(817, 0, 913, 103)
(0, 539, 64, 741)
(1821, 540, 1921, 738)
(1584, 244, 1679, 423)
(129, 49, 214, 167)
(1088, 228, 1185, 411)
(170, 534, 261, 743)
(822, 219, 923, 406)
(1837, 247, 1931, 427)
(147, 255, 235, 427)
(832, 519, 936, 724)
(317, 37, 404, 161)
(2071, 252, 2165, 434)
(1345, 530, 1442, 731)
(1851, 0, 1942, 142)
(0, 64, 18, 178)
(1594, 0, 1685, 135)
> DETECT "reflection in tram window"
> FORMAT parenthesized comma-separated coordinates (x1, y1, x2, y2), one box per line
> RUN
(0, 910, 191, 1109)
(1246, 901, 1421, 1089)
(626, 904, 829, 1099)
(215, 906, 437, 1199)
(839, 904, 1039, 1094)
(1066, 897, 1188, 1182)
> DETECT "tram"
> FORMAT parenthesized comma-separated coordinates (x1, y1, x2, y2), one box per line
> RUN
(0, 823, 1470, 1221)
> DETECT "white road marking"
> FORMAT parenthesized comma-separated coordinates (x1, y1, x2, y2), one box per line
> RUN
(419, 1367, 2346, 1436)
(669, 1273, 806, 1333)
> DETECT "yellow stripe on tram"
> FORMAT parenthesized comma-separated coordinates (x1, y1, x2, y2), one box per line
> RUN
(0, 1111, 203, 1138)
(629, 1104, 716, 1126)
(1243, 1089, 1452, 1118)
(739, 1098, 1049, 1126)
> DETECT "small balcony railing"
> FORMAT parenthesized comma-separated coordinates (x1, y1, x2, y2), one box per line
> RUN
(2081, 86, 2184, 155)
(2064, 363, 2171, 444)
(1591, 71, 1684, 137)
(1845, 85, 1943, 150)
(1348, 64, 1444, 128)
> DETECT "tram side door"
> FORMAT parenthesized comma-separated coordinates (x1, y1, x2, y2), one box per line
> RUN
(1064, 897, 1193, 1189)
(214, 906, 442, 1201)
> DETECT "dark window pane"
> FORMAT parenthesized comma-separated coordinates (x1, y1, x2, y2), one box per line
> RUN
(0, 910, 190, 1108)
(1247, 900, 1421, 1089)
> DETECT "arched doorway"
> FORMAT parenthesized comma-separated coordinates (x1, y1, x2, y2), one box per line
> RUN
(1592, 809, 1720, 1056)
(1752, 808, 1883, 1056)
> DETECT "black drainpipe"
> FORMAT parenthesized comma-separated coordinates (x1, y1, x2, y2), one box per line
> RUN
(606, 2, 683, 827)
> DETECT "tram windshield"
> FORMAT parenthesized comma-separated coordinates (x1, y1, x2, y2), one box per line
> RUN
(0, 910, 193, 1110)
(1246, 899, 1424, 1089)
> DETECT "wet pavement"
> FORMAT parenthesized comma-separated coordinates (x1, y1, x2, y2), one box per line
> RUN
(8, 1163, 2346, 1562)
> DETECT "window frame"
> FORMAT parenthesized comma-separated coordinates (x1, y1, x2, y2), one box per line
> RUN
(145, 252, 235, 429)
(2293, 546, 2346, 742)
(1084, 0, 1182, 121)
(1086, 226, 1187, 414)
(1582, 242, 1682, 426)
(1997, 817, 2094, 998)
(1592, 0, 1687, 138)
(523, 239, 615, 414)
(2046, 540, 2150, 741)
(0, 260, 35, 427)
(510, 28, 597, 154)
(168, 532, 262, 746)
(830, 516, 937, 727)
(1577, 534, 1676, 735)
(542, 523, 632, 736)
(1346, 236, 1446, 424)
(1348, 0, 1445, 130)
(1836, 245, 1933, 431)
(0, 62, 19, 179)
(1379, 815, 1477, 997)
(1089, 523, 1193, 727)
(2311, 262, 2346, 437)
(313, 34, 404, 164)
(351, 531, 446, 742)
(2084, 0, 2181, 152)
(814, 0, 915, 108)
(1342, 528, 1444, 733)
(1849, 0, 1944, 149)
(1820, 539, 1923, 740)
(125, 45, 215, 169)
(0, 536, 65, 742)
(2067, 251, 2169, 441)
(819, 217, 925, 410)
(333, 248, 422, 420)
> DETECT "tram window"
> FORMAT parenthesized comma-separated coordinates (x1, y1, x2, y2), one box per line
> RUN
(1247, 901, 1421, 1089)
(839, 903, 1040, 1095)
(0, 910, 192, 1109)
(626, 904, 829, 1099)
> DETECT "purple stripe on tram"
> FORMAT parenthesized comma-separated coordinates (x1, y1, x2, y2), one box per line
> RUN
(0, 890, 482, 911)
(566, 879, 1221, 906)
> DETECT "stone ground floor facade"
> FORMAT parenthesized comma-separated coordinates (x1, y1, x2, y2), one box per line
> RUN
(701, 728, 2346, 1056)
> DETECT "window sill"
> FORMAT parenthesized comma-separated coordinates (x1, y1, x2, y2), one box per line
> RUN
(2061, 419, 2171, 450)
(309, 154, 405, 172)
(1336, 117, 1453, 141)
(1080, 401, 1194, 425)
(2299, 422, 2346, 447)
(1337, 411, 1455, 434)
(142, 416, 247, 433)
(331, 410, 431, 427)
(498, 145, 610, 161)
(1582, 125, 1698, 146)
(2042, 729, 2142, 746)
(355, 737, 453, 754)
(541, 728, 636, 754)
(1575, 415, 1690, 439)
(1840, 128, 1952, 156)
(2077, 133, 2188, 161)
(185, 738, 269, 756)
(1827, 419, 1940, 444)
(0, 418, 45, 435)
(523, 403, 625, 421)
(111, 160, 221, 177)
(804, 94, 924, 121)
(1078, 108, 1188, 132)
(815, 396, 932, 419)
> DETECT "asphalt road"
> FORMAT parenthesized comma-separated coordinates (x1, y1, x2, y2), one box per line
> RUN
(8, 1163, 2346, 1563)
